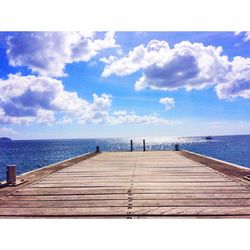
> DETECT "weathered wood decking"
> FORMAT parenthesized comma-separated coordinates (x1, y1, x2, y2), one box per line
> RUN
(1, 151, 250, 218)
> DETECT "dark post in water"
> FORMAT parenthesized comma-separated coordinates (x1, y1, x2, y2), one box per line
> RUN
(175, 144, 179, 151)
(130, 140, 133, 152)
(7, 165, 16, 185)
(143, 139, 146, 152)
(96, 146, 100, 153)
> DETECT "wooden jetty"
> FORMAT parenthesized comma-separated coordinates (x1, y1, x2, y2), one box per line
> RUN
(1, 150, 250, 218)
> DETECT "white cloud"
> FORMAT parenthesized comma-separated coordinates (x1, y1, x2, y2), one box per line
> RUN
(215, 56, 250, 99)
(102, 40, 171, 77)
(102, 40, 230, 91)
(244, 33, 250, 42)
(234, 31, 242, 36)
(6, 32, 118, 77)
(159, 97, 175, 110)
(0, 74, 111, 125)
(234, 31, 250, 42)
(76, 93, 112, 124)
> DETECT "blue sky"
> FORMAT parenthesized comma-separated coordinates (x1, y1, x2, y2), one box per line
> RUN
(0, 31, 250, 139)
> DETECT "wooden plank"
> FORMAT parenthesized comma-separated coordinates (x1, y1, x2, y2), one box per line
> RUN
(30, 182, 245, 188)
(2, 199, 250, 208)
(44, 176, 230, 180)
(0, 207, 128, 216)
(132, 206, 250, 216)
(37, 178, 232, 182)
(7, 192, 250, 200)
(0, 206, 250, 216)
(14, 188, 130, 195)
(7, 194, 130, 200)
(13, 188, 250, 196)
(51, 173, 225, 176)
(57, 170, 217, 173)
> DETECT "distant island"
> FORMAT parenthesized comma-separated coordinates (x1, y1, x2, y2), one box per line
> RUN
(0, 137, 12, 142)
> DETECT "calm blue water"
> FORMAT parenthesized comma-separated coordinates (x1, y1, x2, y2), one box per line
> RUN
(0, 135, 250, 181)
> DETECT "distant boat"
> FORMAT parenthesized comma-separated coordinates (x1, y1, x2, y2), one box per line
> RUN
(205, 136, 212, 140)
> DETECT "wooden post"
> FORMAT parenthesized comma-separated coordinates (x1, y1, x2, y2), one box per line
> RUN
(96, 146, 100, 153)
(130, 140, 133, 152)
(143, 139, 146, 152)
(7, 165, 16, 185)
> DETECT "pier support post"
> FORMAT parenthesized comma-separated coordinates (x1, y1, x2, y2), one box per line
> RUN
(130, 140, 133, 152)
(96, 146, 100, 153)
(143, 139, 146, 152)
(6, 165, 16, 185)
(175, 144, 179, 151)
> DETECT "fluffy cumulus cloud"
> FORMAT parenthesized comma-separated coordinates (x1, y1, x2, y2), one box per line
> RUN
(101, 39, 250, 100)
(159, 97, 175, 110)
(102, 40, 230, 91)
(6, 32, 118, 77)
(101, 40, 171, 77)
(215, 57, 250, 99)
(0, 74, 111, 125)
(0, 74, 177, 126)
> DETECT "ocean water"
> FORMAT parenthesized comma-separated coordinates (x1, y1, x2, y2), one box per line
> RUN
(0, 135, 250, 181)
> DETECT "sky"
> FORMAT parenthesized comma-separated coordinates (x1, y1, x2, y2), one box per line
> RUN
(0, 31, 250, 139)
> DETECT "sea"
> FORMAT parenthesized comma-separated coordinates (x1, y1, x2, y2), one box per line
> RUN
(0, 135, 250, 181)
